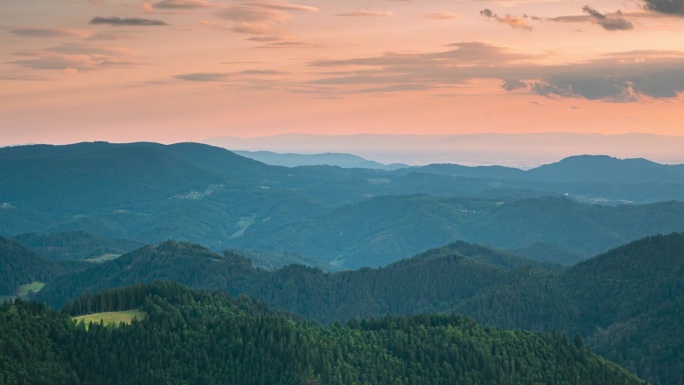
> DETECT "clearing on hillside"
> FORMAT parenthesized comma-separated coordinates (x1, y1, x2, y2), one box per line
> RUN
(73, 310, 147, 329)
(1, 282, 45, 303)
(85, 253, 122, 263)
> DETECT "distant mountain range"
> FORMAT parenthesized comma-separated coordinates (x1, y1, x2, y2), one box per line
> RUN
(204, 132, 684, 168)
(234, 150, 408, 170)
(3, 140, 683, 385)
(3, 141, 684, 268)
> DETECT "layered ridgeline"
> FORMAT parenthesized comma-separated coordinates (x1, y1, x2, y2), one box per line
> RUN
(3, 142, 684, 268)
(33, 233, 684, 385)
(12, 231, 144, 261)
(0, 281, 645, 385)
(458, 233, 684, 385)
(0, 237, 86, 297)
(233, 150, 408, 170)
(36, 240, 546, 318)
(230, 195, 684, 267)
(36, 241, 267, 307)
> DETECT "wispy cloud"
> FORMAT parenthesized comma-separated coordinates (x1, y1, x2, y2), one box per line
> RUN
(336, 10, 394, 17)
(90, 16, 167, 26)
(256, 40, 310, 48)
(216, 1, 317, 42)
(480, 9, 532, 30)
(88, 31, 139, 40)
(8, 28, 91, 38)
(175, 69, 288, 81)
(9, 43, 138, 72)
(175, 72, 230, 81)
(307, 42, 684, 102)
(581, 6, 634, 30)
(151, 0, 218, 9)
(425, 12, 462, 20)
(250, 3, 319, 12)
(247, 35, 286, 42)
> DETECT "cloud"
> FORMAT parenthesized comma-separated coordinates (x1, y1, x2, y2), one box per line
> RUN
(508, 52, 684, 101)
(247, 35, 285, 42)
(642, 0, 684, 15)
(502, 79, 528, 90)
(256, 40, 310, 48)
(311, 41, 535, 69)
(175, 72, 230, 81)
(231, 22, 279, 35)
(307, 42, 684, 101)
(336, 10, 394, 17)
(239, 69, 288, 75)
(218, 1, 317, 38)
(175, 69, 288, 82)
(581, 6, 634, 30)
(220, 6, 282, 22)
(545, 7, 636, 30)
(8, 28, 91, 38)
(9, 43, 138, 72)
(358, 84, 433, 93)
(90, 16, 167, 26)
(151, 0, 217, 8)
(480, 8, 532, 30)
(88, 31, 138, 40)
(425, 12, 462, 20)
(250, 3, 319, 12)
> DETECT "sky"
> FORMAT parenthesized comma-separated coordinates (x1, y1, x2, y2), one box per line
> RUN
(1, 0, 684, 148)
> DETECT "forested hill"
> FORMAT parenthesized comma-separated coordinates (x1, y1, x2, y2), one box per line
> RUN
(32, 234, 684, 385)
(457, 232, 684, 385)
(242, 241, 554, 323)
(233, 195, 684, 267)
(0, 237, 85, 295)
(12, 231, 145, 261)
(36, 240, 553, 318)
(0, 281, 645, 385)
(36, 241, 266, 308)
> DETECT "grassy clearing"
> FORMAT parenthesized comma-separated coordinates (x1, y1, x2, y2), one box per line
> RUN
(1, 282, 46, 302)
(85, 253, 122, 263)
(73, 310, 147, 329)
(16, 282, 45, 298)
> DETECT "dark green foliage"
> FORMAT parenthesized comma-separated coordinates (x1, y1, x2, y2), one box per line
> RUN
(0, 282, 645, 385)
(37, 241, 266, 308)
(0, 237, 86, 295)
(28, 234, 684, 385)
(244, 242, 547, 323)
(36, 240, 550, 322)
(227, 248, 344, 272)
(457, 233, 684, 385)
(510, 242, 586, 265)
(12, 231, 145, 261)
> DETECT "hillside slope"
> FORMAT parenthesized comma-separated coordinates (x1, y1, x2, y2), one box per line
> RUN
(457, 233, 684, 385)
(0, 237, 84, 295)
(1, 281, 646, 385)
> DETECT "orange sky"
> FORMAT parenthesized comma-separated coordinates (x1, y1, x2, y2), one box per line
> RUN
(1, 0, 684, 146)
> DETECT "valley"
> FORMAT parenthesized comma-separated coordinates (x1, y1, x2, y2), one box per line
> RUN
(1, 142, 683, 385)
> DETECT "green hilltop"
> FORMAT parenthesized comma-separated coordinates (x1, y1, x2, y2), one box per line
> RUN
(0, 281, 646, 385)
